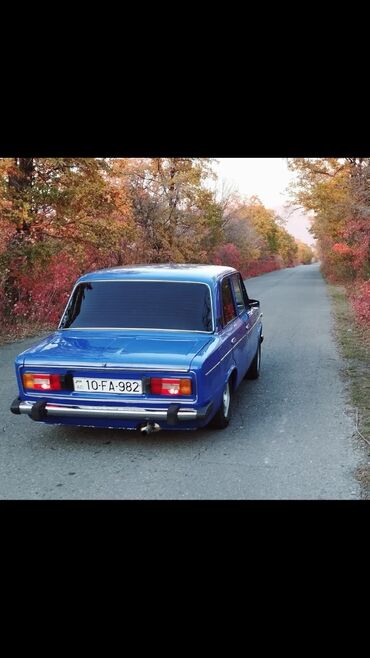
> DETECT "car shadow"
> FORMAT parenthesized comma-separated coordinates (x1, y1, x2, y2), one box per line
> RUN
(49, 421, 212, 449)
(40, 375, 264, 450)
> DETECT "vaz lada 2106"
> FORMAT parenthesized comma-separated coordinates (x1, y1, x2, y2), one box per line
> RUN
(11, 265, 263, 434)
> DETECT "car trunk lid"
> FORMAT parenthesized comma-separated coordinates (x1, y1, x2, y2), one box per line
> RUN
(20, 330, 213, 371)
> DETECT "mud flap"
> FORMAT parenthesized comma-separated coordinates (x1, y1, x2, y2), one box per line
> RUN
(30, 400, 48, 421)
(167, 404, 181, 425)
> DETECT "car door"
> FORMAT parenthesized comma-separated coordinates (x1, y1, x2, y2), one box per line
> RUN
(239, 274, 261, 360)
(229, 273, 254, 380)
(219, 275, 247, 387)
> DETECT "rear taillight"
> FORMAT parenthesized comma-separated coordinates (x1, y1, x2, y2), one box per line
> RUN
(150, 377, 192, 396)
(22, 373, 63, 391)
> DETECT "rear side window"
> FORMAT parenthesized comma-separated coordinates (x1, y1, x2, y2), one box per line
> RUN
(60, 280, 213, 332)
(221, 277, 236, 326)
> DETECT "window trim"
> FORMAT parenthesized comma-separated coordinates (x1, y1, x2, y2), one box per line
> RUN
(238, 274, 250, 308)
(230, 273, 248, 316)
(219, 274, 237, 328)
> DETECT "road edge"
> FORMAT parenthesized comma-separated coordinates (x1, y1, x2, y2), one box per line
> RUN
(328, 283, 370, 499)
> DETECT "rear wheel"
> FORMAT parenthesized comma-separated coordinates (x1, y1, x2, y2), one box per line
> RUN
(209, 380, 231, 429)
(245, 341, 261, 380)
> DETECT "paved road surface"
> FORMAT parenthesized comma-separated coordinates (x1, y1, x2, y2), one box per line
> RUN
(0, 263, 364, 499)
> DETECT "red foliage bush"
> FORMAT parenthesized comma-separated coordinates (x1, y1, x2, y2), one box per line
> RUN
(326, 219, 369, 284)
(244, 257, 283, 278)
(212, 243, 242, 271)
(10, 254, 81, 327)
(212, 245, 284, 278)
(321, 239, 355, 283)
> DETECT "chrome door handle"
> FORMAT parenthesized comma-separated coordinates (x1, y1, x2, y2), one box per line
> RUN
(231, 337, 237, 344)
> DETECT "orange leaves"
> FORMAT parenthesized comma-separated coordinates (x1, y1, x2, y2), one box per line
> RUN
(332, 242, 353, 256)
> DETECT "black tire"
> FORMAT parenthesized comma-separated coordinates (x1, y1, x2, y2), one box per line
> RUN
(245, 341, 261, 380)
(209, 379, 232, 429)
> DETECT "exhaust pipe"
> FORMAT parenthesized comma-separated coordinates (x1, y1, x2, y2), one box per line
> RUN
(140, 421, 161, 435)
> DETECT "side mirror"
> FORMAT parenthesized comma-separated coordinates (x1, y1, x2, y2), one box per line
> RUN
(248, 299, 260, 309)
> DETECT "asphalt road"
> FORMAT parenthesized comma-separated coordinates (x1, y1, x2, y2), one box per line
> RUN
(0, 263, 365, 499)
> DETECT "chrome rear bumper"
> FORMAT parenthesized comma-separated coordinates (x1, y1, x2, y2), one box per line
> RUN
(11, 398, 213, 424)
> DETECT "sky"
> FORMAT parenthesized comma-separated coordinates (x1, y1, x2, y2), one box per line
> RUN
(211, 158, 315, 246)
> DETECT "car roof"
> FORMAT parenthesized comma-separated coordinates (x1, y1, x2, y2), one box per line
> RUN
(77, 264, 237, 284)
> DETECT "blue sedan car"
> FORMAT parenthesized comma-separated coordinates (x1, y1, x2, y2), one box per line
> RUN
(10, 265, 263, 434)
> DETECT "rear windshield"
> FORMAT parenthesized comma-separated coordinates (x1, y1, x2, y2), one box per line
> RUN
(60, 281, 213, 332)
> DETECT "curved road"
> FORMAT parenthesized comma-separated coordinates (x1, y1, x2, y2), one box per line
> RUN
(0, 263, 364, 499)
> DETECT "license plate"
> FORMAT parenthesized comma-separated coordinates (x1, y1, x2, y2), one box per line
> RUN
(73, 377, 142, 395)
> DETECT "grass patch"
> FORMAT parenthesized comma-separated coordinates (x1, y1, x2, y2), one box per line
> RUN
(328, 284, 370, 496)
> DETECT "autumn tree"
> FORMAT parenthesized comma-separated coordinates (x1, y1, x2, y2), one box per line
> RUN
(216, 195, 299, 274)
(122, 158, 222, 262)
(0, 157, 317, 336)
(287, 157, 370, 323)
(223, 199, 265, 265)
(287, 157, 370, 280)
(0, 158, 134, 327)
(296, 240, 314, 265)
(275, 226, 298, 266)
